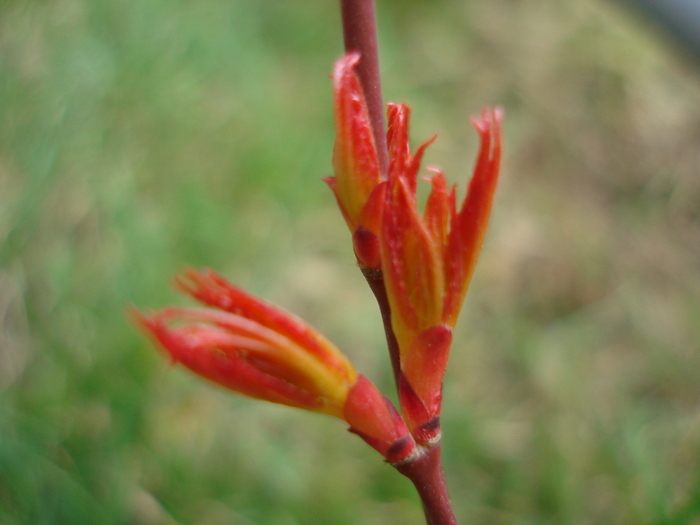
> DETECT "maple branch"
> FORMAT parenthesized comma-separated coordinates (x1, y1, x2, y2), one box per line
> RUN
(340, 0, 389, 178)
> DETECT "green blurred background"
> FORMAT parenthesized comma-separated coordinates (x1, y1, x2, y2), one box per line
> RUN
(2, 0, 700, 523)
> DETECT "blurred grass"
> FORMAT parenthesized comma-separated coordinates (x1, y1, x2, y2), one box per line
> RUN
(1, 0, 700, 524)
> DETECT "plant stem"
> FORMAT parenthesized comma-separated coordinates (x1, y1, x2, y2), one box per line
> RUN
(340, 3, 458, 523)
(340, 0, 389, 178)
(395, 445, 458, 525)
(342, 0, 401, 393)
(361, 268, 401, 387)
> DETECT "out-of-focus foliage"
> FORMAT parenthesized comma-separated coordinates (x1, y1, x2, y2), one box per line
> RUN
(1, 0, 699, 523)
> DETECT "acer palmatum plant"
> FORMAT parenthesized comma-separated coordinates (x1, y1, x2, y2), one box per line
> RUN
(135, 1, 502, 523)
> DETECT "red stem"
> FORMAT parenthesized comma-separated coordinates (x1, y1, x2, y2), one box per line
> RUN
(342, 0, 401, 398)
(340, 0, 389, 178)
(362, 268, 401, 388)
(395, 446, 458, 525)
(340, 3, 457, 523)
